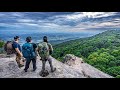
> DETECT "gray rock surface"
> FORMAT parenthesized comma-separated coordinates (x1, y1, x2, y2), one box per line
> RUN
(0, 54, 113, 78)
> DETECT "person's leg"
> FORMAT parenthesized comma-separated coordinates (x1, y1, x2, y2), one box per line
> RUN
(16, 54, 24, 68)
(24, 59, 31, 72)
(16, 54, 20, 65)
(48, 58, 53, 71)
(40, 59, 50, 77)
(41, 60, 46, 72)
(48, 57, 56, 72)
(32, 58, 37, 71)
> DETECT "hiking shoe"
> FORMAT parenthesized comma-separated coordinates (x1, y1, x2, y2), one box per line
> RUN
(33, 67, 37, 71)
(24, 69, 27, 72)
(18, 64, 24, 68)
(51, 68, 56, 73)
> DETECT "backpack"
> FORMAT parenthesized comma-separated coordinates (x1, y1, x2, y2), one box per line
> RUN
(38, 42, 49, 60)
(22, 43, 36, 59)
(4, 41, 16, 54)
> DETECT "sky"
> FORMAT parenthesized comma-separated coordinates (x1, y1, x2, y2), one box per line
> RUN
(0, 12, 120, 33)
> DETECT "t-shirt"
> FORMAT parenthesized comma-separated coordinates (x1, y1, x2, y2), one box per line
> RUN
(12, 42, 21, 52)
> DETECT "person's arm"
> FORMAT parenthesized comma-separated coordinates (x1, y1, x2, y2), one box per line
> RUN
(15, 48, 23, 57)
(13, 43, 22, 57)
(51, 45, 53, 52)
(48, 43, 53, 54)
(35, 47, 39, 56)
(49, 43, 53, 51)
(37, 47, 40, 52)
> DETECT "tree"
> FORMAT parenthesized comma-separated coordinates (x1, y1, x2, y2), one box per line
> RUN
(106, 66, 120, 77)
(111, 50, 120, 57)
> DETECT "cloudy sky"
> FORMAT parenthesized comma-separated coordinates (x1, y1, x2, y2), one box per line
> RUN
(0, 12, 120, 33)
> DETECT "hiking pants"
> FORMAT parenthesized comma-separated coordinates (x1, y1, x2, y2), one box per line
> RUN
(41, 56, 54, 71)
(16, 54, 22, 65)
(24, 57, 37, 70)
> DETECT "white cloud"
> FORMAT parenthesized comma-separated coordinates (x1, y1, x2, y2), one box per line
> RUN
(11, 12, 24, 17)
(64, 12, 84, 20)
(50, 12, 83, 21)
(67, 17, 120, 32)
(0, 23, 22, 28)
(0, 12, 24, 19)
(82, 12, 117, 18)
(50, 12, 117, 21)
(21, 23, 39, 26)
(0, 13, 6, 17)
(17, 19, 35, 23)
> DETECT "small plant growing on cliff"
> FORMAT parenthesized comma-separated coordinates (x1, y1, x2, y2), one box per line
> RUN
(0, 40, 5, 54)
(0, 40, 5, 48)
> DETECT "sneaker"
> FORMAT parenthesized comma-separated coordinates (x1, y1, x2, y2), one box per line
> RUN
(51, 68, 56, 73)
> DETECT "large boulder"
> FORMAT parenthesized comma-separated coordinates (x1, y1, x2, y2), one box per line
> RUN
(63, 54, 84, 66)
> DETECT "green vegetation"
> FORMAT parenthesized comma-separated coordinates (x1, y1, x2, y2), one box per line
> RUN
(0, 40, 4, 48)
(0, 40, 5, 54)
(52, 30, 120, 77)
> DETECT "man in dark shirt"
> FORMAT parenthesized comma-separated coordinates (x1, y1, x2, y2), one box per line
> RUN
(12, 36, 24, 68)
(23, 37, 37, 72)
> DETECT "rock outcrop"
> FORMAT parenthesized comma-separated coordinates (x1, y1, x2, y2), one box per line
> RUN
(63, 54, 113, 78)
(0, 54, 113, 78)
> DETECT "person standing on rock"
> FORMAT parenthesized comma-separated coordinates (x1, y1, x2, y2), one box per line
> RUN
(38, 36, 56, 75)
(22, 37, 37, 72)
(12, 36, 24, 68)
